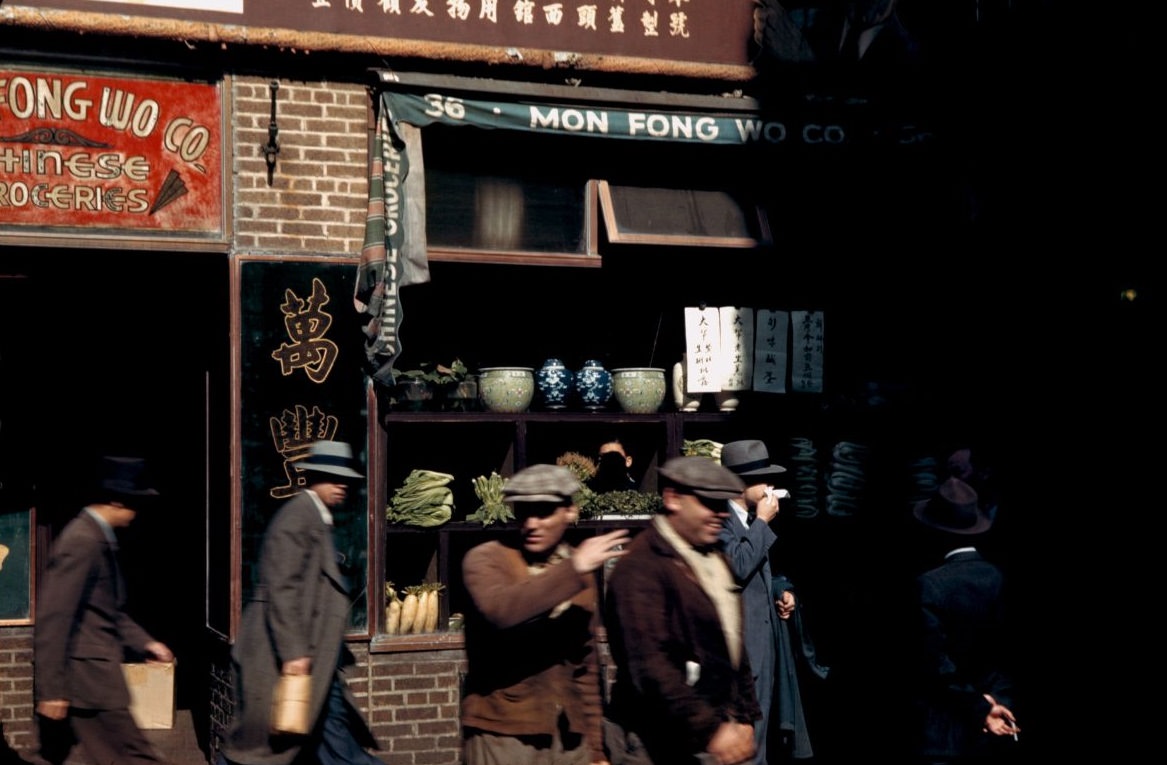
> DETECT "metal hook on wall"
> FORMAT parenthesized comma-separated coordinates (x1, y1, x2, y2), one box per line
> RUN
(262, 81, 280, 185)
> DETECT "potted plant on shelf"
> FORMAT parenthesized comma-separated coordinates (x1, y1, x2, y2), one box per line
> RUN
(393, 359, 473, 411)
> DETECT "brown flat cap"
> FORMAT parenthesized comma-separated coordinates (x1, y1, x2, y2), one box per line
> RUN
(658, 456, 745, 500)
(503, 464, 581, 503)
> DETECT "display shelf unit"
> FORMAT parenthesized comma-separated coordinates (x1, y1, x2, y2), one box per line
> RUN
(372, 409, 737, 651)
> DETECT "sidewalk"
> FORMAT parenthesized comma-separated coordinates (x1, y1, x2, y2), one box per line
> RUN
(61, 709, 208, 765)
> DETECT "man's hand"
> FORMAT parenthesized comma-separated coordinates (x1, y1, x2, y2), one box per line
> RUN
(982, 693, 1019, 737)
(706, 720, 755, 765)
(572, 529, 630, 574)
(145, 641, 174, 663)
(775, 589, 795, 620)
(36, 699, 69, 720)
(283, 657, 312, 676)
(755, 490, 780, 524)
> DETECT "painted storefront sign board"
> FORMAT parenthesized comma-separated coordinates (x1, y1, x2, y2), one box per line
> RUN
(0, 66, 226, 244)
(3, 1, 757, 77)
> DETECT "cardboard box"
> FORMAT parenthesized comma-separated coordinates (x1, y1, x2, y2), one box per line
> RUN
(122, 660, 176, 730)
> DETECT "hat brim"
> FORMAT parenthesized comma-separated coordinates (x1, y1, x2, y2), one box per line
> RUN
(732, 465, 787, 480)
(692, 487, 744, 500)
(506, 494, 574, 504)
(298, 464, 364, 479)
(912, 499, 992, 535)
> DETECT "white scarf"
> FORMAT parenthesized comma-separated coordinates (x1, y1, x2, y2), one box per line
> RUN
(653, 515, 742, 668)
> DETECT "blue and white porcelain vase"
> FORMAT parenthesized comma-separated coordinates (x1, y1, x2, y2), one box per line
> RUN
(574, 359, 613, 411)
(536, 358, 573, 410)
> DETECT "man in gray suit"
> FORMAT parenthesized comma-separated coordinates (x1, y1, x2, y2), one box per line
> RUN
(718, 440, 814, 765)
(220, 440, 382, 765)
(33, 455, 175, 765)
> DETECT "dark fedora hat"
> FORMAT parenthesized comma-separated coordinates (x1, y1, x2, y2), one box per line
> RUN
(99, 456, 160, 499)
(721, 440, 786, 481)
(296, 440, 364, 479)
(913, 477, 991, 535)
(658, 456, 745, 500)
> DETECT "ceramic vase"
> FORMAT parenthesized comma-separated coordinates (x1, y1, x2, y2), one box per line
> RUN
(535, 358, 573, 410)
(612, 368, 667, 413)
(574, 359, 613, 411)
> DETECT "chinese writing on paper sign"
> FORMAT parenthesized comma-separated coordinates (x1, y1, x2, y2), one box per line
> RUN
(271, 277, 339, 384)
(791, 310, 824, 393)
(719, 306, 754, 392)
(683, 306, 722, 393)
(753, 309, 789, 394)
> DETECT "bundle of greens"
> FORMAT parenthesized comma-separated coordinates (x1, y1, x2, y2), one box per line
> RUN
(386, 469, 455, 527)
(583, 489, 662, 518)
(467, 472, 513, 526)
(682, 439, 724, 462)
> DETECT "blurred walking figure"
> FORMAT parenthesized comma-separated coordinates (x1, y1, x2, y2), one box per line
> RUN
(605, 456, 760, 765)
(219, 441, 383, 765)
(33, 455, 174, 765)
(461, 464, 628, 765)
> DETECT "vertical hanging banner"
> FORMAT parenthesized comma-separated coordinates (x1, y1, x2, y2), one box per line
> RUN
(719, 306, 754, 392)
(683, 306, 723, 393)
(753, 310, 789, 394)
(792, 310, 825, 393)
(353, 104, 431, 386)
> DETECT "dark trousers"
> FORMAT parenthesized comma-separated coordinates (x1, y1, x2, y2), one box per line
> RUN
(37, 708, 167, 765)
(315, 678, 382, 765)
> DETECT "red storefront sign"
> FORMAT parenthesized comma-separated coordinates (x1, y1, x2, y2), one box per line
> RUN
(0, 69, 224, 238)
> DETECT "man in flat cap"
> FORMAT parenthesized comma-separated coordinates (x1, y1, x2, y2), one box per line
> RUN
(604, 456, 760, 765)
(33, 455, 174, 765)
(461, 464, 629, 765)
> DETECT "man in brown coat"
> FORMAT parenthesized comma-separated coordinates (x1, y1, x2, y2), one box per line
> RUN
(461, 464, 628, 765)
(219, 441, 381, 765)
(33, 455, 174, 765)
(605, 456, 760, 765)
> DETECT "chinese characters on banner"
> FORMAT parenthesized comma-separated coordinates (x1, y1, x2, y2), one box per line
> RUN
(683, 307, 823, 396)
(719, 306, 753, 392)
(683, 306, 722, 393)
(791, 310, 824, 393)
(267, 276, 344, 499)
(753, 309, 789, 394)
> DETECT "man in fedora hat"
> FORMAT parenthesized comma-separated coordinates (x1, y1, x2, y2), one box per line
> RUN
(33, 455, 175, 765)
(605, 456, 760, 765)
(460, 464, 629, 765)
(910, 477, 1019, 764)
(219, 440, 384, 765)
(718, 440, 823, 764)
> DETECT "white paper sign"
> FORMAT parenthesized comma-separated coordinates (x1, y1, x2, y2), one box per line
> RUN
(719, 307, 753, 391)
(683, 307, 723, 393)
(791, 310, 825, 393)
(753, 310, 789, 393)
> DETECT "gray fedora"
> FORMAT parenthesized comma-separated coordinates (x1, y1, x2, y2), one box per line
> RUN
(913, 477, 991, 535)
(721, 440, 786, 481)
(296, 441, 364, 479)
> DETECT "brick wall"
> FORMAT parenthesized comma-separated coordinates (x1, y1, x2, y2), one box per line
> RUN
(231, 76, 370, 257)
(0, 628, 34, 754)
(366, 649, 466, 765)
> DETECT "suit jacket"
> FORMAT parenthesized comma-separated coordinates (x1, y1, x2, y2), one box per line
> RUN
(914, 549, 1015, 759)
(222, 491, 376, 765)
(460, 540, 605, 762)
(34, 510, 155, 709)
(606, 520, 761, 765)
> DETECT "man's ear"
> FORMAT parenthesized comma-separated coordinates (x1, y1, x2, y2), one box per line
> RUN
(661, 487, 682, 512)
(624, 454, 633, 469)
(566, 505, 580, 524)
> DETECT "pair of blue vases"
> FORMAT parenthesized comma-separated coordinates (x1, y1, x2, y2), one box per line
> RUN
(536, 358, 612, 410)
